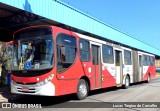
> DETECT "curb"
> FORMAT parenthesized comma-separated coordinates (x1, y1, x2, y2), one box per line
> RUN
(0, 95, 8, 102)
(0, 99, 8, 102)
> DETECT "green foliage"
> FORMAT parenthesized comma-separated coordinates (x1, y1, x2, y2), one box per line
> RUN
(0, 42, 12, 71)
(0, 41, 12, 87)
(0, 41, 12, 71)
(0, 42, 6, 64)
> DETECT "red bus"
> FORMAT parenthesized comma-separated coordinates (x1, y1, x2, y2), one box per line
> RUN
(11, 26, 156, 99)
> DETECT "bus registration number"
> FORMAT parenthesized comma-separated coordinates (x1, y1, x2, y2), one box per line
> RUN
(22, 87, 29, 91)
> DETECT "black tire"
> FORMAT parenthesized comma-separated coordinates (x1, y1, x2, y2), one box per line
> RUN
(146, 74, 150, 83)
(76, 79, 89, 100)
(124, 75, 130, 89)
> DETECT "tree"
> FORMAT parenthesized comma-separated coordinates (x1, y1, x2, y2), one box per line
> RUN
(0, 41, 12, 86)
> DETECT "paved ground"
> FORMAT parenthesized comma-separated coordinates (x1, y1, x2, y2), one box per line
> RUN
(1, 76, 160, 111)
(0, 87, 16, 102)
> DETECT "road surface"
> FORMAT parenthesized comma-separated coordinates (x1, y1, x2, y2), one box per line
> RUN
(3, 77, 160, 111)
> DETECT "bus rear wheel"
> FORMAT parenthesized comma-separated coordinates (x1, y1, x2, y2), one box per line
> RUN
(146, 74, 150, 83)
(124, 75, 130, 89)
(76, 79, 89, 100)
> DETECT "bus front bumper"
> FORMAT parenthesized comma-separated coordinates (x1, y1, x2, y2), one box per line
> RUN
(11, 81, 55, 96)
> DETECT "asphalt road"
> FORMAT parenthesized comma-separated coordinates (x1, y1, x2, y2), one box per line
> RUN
(3, 77, 160, 111)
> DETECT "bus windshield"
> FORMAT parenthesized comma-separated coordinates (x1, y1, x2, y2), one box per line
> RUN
(12, 28, 54, 71)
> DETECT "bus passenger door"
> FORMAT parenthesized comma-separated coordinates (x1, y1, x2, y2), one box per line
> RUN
(139, 55, 143, 81)
(91, 44, 101, 88)
(115, 50, 123, 85)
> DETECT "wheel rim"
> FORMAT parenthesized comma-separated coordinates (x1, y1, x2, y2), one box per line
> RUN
(126, 77, 129, 87)
(79, 83, 87, 97)
(148, 75, 150, 82)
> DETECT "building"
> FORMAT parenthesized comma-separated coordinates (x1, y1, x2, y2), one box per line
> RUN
(0, 0, 160, 58)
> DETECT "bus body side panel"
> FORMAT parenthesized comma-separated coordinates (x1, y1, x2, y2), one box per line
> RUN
(52, 27, 87, 96)
(75, 36, 94, 90)
(81, 62, 95, 90)
(142, 66, 149, 81)
(101, 64, 116, 88)
(143, 65, 156, 81)
(150, 66, 156, 78)
(123, 65, 133, 83)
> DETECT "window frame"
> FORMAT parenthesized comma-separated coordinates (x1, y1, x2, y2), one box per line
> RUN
(56, 33, 77, 73)
(146, 55, 151, 66)
(102, 44, 114, 64)
(79, 39, 90, 62)
(150, 56, 155, 66)
(124, 50, 132, 65)
(12, 38, 54, 71)
(143, 55, 148, 66)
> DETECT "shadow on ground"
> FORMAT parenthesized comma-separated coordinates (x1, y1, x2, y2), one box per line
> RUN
(8, 87, 120, 108)
(3, 79, 156, 108)
(0, 87, 15, 101)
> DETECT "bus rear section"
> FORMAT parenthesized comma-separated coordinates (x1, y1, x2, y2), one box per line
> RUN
(132, 51, 156, 83)
(138, 52, 155, 82)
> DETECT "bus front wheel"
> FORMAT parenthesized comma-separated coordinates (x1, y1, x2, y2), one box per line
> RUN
(76, 79, 89, 100)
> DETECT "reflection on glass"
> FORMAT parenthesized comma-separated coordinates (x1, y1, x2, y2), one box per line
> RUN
(12, 39, 54, 70)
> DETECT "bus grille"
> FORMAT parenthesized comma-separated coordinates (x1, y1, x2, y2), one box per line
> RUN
(17, 87, 36, 93)
(16, 82, 37, 85)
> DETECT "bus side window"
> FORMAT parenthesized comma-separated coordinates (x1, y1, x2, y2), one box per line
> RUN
(56, 34, 77, 73)
(143, 55, 147, 66)
(102, 45, 114, 64)
(147, 56, 150, 66)
(79, 39, 90, 62)
(124, 50, 132, 65)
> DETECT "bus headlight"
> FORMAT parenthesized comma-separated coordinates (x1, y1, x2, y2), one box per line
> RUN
(36, 74, 54, 87)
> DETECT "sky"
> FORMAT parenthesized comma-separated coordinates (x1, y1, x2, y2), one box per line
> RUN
(60, 0, 160, 50)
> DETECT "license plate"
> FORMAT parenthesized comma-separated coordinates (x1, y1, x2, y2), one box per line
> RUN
(22, 87, 29, 91)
